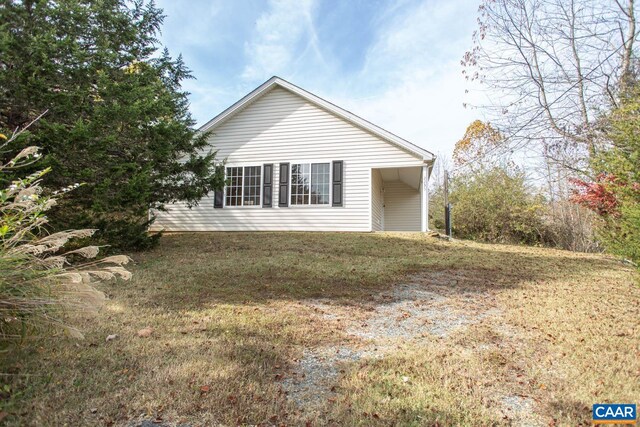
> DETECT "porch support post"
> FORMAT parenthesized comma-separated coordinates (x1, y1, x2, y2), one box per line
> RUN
(421, 165, 429, 232)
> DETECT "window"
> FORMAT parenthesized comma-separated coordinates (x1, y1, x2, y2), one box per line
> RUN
(242, 166, 261, 206)
(225, 166, 261, 207)
(225, 167, 243, 206)
(291, 163, 310, 205)
(291, 162, 330, 205)
(311, 163, 330, 204)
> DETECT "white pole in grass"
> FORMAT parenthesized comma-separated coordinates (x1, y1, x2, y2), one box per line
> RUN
(421, 165, 429, 232)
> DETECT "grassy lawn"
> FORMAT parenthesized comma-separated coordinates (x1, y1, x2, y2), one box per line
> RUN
(1, 232, 638, 426)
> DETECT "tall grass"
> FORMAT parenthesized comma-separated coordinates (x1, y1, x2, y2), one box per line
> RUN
(0, 119, 131, 341)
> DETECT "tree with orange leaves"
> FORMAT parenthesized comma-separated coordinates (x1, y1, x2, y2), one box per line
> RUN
(453, 120, 505, 172)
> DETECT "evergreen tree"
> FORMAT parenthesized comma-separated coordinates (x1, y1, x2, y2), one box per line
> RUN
(0, 0, 224, 250)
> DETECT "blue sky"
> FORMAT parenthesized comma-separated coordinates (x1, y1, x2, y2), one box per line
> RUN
(156, 0, 482, 156)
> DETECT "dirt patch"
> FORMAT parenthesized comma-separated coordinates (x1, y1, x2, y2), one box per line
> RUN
(282, 346, 379, 408)
(351, 283, 501, 340)
(130, 420, 192, 427)
(280, 271, 549, 425)
(307, 270, 502, 341)
(500, 395, 544, 427)
(282, 272, 515, 413)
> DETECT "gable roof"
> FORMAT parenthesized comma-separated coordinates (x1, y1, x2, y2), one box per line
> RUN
(199, 76, 435, 162)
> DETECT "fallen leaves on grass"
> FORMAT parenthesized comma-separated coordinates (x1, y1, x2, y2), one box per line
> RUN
(2, 232, 637, 426)
(137, 327, 154, 338)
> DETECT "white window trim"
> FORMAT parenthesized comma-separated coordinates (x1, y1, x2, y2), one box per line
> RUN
(224, 164, 263, 208)
(288, 160, 333, 208)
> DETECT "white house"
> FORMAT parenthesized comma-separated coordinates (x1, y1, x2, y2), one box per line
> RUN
(151, 76, 435, 232)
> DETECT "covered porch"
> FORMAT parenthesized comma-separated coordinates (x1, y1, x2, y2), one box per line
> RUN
(371, 166, 430, 232)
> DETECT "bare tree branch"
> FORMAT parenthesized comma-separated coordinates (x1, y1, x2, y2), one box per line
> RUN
(463, 0, 638, 171)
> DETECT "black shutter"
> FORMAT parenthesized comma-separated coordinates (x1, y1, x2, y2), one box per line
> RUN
(262, 164, 273, 207)
(332, 160, 343, 207)
(278, 163, 289, 207)
(214, 188, 224, 208)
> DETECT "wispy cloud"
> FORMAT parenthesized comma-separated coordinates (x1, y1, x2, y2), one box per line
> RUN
(326, 0, 484, 154)
(241, 0, 326, 83)
(155, 0, 483, 156)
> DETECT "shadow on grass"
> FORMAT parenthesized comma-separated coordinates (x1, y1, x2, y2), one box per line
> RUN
(547, 399, 592, 425)
(125, 232, 625, 309)
(1, 232, 633, 426)
(0, 313, 301, 425)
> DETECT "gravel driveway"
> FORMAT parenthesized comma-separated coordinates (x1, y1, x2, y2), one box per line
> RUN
(281, 271, 543, 427)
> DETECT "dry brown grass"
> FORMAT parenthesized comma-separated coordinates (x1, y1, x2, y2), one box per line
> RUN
(0, 232, 638, 426)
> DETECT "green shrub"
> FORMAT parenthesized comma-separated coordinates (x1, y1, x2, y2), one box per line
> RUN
(449, 166, 545, 245)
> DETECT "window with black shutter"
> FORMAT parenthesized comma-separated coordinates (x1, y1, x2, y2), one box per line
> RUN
(221, 166, 262, 207)
(290, 162, 330, 205)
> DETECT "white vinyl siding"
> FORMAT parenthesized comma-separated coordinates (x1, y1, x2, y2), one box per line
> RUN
(152, 87, 424, 232)
(383, 181, 421, 231)
(371, 169, 384, 231)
